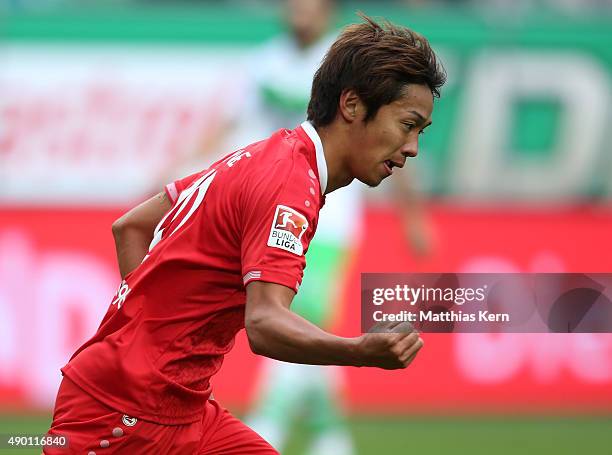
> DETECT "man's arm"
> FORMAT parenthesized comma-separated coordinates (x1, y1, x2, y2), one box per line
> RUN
(112, 191, 172, 278)
(245, 281, 424, 370)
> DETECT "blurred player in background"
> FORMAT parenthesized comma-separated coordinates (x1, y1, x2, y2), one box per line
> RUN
(45, 14, 444, 455)
(242, 4, 356, 453)
(168, 1, 435, 454)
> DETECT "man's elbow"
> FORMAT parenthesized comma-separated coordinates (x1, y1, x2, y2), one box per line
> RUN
(245, 311, 270, 356)
(111, 216, 128, 239)
(112, 213, 142, 240)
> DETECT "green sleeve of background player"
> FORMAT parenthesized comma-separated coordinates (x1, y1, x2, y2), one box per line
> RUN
(291, 240, 346, 329)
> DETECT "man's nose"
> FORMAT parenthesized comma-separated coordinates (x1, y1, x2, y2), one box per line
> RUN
(400, 139, 418, 158)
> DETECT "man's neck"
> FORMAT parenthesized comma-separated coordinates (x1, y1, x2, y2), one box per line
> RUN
(315, 123, 354, 194)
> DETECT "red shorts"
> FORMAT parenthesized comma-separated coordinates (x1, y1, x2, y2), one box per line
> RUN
(44, 376, 278, 455)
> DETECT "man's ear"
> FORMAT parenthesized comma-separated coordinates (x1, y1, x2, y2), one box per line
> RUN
(339, 89, 362, 123)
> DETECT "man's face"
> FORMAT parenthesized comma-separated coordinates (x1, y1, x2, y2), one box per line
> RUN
(348, 84, 434, 187)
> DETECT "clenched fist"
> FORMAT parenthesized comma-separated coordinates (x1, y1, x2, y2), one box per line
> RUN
(356, 321, 424, 369)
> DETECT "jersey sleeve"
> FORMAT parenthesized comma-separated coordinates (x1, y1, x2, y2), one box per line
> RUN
(164, 171, 205, 204)
(241, 155, 320, 293)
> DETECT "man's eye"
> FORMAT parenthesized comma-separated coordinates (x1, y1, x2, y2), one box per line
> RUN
(402, 122, 415, 131)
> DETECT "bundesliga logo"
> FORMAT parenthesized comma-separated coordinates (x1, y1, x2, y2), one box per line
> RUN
(267, 205, 308, 255)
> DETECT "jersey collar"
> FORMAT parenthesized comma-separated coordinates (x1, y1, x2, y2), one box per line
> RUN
(300, 121, 328, 195)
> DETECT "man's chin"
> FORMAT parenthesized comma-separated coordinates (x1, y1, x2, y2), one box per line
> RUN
(356, 176, 383, 188)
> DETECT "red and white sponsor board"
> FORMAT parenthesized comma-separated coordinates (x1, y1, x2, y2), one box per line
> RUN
(0, 45, 247, 204)
(1, 204, 611, 412)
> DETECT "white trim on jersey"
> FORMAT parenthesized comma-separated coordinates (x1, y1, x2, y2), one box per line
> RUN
(243, 270, 262, 284)
(301, 121, 328, 195)
(165, 182, 179, 204)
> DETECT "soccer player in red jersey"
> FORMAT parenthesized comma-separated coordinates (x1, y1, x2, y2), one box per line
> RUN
(45, 15, 445, 454)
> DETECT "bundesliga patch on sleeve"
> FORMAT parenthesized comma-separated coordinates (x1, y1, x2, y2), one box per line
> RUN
(267, 205, 309, 255)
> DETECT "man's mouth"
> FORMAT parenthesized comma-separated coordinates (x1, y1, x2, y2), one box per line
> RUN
(384, 160, 401, 176)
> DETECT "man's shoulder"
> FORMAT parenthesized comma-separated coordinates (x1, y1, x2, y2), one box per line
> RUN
(236, 128, 318, 196)
(246, 128, 312, 168)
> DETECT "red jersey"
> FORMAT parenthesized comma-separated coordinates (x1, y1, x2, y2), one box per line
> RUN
(62, 122, 327, 424)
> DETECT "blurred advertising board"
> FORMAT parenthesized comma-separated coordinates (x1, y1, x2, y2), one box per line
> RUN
(1, 206, 611, 411)
(1, 7, 611, 201)
(0, 45, 247, 204)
